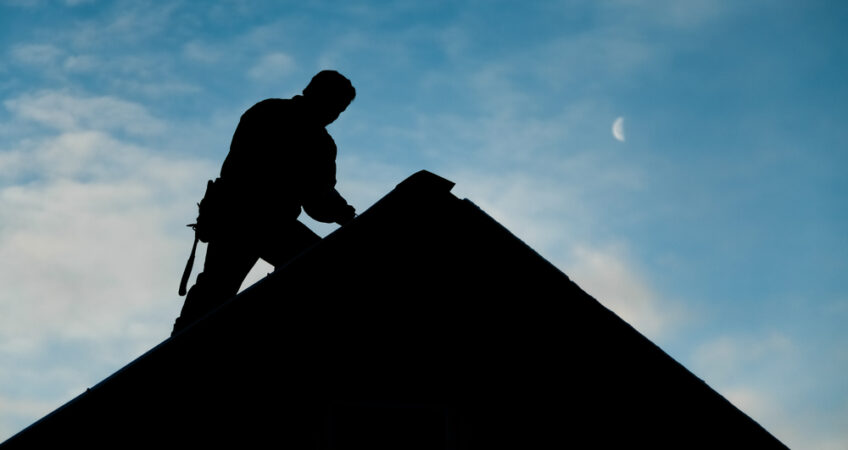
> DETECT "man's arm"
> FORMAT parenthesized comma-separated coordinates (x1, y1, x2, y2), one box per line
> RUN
(300, 137, 355, 225)
(303, 188, 355, 225)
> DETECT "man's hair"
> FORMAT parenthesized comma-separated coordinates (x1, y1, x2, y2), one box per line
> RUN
(303, 70, 356, 104)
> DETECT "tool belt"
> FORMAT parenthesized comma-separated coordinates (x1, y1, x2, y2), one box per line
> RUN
(178, 178, 225, 296)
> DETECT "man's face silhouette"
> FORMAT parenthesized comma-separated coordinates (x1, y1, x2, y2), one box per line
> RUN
(307, 95, 350, 127)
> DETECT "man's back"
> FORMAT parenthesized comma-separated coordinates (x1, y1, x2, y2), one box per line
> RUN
(221, 96, 340, 225)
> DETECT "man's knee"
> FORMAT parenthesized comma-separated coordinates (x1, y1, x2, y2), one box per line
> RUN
(289, 220, 322, 243)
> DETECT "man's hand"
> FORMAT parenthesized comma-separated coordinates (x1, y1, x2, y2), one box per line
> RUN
(336, 204, 356, 226)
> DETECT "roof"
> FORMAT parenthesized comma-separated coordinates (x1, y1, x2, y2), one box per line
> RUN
(1, 170, 787, 449)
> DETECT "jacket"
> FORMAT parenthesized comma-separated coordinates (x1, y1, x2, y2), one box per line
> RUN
(219, 95, 353, 232)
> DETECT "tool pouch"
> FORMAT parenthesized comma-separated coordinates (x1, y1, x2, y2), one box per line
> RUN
(179, 178, 223, 296)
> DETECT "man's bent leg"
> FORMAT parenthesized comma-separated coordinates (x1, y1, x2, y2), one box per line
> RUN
(172, 238, 258, 336)
(261, 220, 322, 268)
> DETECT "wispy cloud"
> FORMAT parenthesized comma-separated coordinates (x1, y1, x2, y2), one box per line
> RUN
(0, 395, 55, 441)
(0, 91, 214, 438)
(5, 91, 167, 135)
(0, 0, 42, 7)
(69, 1, 181, 48)
(61, 54, 100, 73)
(248, 52, 297, 82)
(565, 244, 683, 339)
(689, 332, 848, 448)
(447, 168, 677, 340)
(10, 43, 63, 66)
(182, 40, 223, 64)
(604, 0, 727, 29)
(692, 333, 798, 381)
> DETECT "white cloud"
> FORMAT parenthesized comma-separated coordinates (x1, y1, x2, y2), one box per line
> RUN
(2, 0, 95, 6)
(316, 31, 376, 72)
(42, 2, 175, 52)
(641, 0, 725, 29)
(435, 25, 471, 61)
(450, 171, 585, 252)
(687, 333, 848, 449)
(98, 2, 179, 44)
(0, 134, 210, 340)
(719, 385, 848, 450)
(722, 386, 779, 425)
(182, 40, 223, 64)
(0, 394, 56, 440)
(248, 52, 296, 81)
(448, 170, 677, 340)
(565, 244, 680, 339)
(0, 0, 42, 6)
(10, 43, 63, 66)
(692, 333, 797, 381)
(4, 91, 166, 135)
(62, 54, 100, 72)
(109, 79, 202, 98)
(0, 92, 214, 440)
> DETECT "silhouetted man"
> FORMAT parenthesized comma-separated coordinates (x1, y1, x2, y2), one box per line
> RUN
(172, 70, 357, 335)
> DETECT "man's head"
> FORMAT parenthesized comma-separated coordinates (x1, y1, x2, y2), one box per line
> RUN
(302, 70, 355, 126)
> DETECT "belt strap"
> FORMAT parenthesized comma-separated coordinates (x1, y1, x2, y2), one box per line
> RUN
(178, 234, 200, 296)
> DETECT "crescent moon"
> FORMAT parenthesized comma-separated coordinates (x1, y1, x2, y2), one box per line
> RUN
(612, 117, 625, 142)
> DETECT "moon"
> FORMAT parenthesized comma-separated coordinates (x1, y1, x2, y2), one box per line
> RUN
(612, 116, 625, 142)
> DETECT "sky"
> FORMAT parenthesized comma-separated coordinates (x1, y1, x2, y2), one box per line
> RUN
(0, 0, 846, 447)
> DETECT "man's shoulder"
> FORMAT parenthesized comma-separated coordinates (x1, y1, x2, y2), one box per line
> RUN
(244, 97, 293, 116)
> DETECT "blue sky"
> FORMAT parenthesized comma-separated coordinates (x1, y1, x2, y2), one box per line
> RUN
(1, 0, 846, 447)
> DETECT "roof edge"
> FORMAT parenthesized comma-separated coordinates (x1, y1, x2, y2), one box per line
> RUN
(395, 170, 455, 194)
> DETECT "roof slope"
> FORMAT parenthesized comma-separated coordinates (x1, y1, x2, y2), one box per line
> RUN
(1, 170, 787, 449)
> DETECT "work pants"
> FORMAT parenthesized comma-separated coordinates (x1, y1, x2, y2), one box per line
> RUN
(171, 220, 321, 336)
